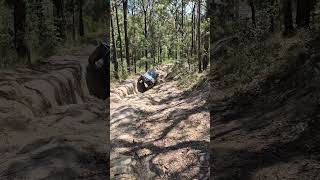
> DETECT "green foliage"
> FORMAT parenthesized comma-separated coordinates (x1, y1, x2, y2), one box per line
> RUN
(168, 62, 207, 89)
(209, 0, 313, 89)
(0, 0, 107, 67)
(215, 31, 307, 87)
(110, 0, 208, 80)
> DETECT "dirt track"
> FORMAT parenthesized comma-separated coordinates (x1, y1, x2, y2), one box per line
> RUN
(0, 45, 108, 179)
(110, 65, 210, 179)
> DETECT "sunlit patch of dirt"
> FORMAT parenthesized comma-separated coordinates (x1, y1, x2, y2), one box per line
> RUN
(110, 65, 209, 179)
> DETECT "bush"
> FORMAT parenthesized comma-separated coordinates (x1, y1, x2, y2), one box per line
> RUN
(214, 31, 307, 87)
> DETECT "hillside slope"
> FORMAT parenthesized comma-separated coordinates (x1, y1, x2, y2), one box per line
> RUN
(211, 33, 320, 179)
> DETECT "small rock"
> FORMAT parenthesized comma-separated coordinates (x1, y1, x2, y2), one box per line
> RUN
(120, 157, 132, 165)
(137, 148, 152, 157)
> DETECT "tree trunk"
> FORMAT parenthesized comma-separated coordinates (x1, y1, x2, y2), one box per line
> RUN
(235, 0, 240, 22)
(149, 12, 156, 67)
(191, 4, 195, 56)
(134, 56, 137, 73)
(72, 0, 76, 40)
(144, 9, 148, 72)
(6, 0, 30, 64)
(209, 0, 214, 70)
(181, 0, 184, 35)
(133, 25, 137, 73)
(35, 0, 45, 43)
(132, 0, 135, 15)
(158, 45, 161, 63)
(106, 0, 110, 44)
(174, 0, 179, 61)
(181, 0, 184, 59)
(114, 3, 123, 69)
(111, 12, 119, 79)
(194, 2, 198, 57)
(278, 0, 282, 31)
(269, 0, 275, 32)
(123, 0, 131, 73)
(131, 0, 136, 70)
(296, 0, 312, 28)
(79, 0, 84, 36)
(283, 0, 294, 34)
(203, 26, 209, 70)
(249, 0, 256, 28)
(197, 0, 202, 73)
(53, 0, 66, 40)
(104, 0, 110, 79)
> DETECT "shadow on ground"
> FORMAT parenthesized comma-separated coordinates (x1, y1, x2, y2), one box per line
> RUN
(210, 42, 320, 179)
(110, 66, 210, 179)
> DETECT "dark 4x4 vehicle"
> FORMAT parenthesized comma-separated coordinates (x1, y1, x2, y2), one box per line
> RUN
(86, 41, 109, 100)
(137, 70, 159, 93)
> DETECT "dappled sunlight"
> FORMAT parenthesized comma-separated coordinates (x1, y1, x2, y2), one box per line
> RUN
(110, 65, 209, 179)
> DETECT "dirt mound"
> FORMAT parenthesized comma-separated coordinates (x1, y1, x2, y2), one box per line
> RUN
(211, 36, 320, 179)
(0, 46, 108, 179)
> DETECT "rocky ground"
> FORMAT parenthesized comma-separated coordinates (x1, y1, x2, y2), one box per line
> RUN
(110, 65, 210, 179)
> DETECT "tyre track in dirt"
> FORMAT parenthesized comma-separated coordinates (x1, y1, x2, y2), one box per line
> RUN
(110, 65, 210, 179)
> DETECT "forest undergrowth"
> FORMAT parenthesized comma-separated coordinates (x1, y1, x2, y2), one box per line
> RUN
(210, 22, 320, 179)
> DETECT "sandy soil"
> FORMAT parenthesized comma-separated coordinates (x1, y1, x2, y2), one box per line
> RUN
(110, 65, 210, 179)
(0, 45, 108, 179)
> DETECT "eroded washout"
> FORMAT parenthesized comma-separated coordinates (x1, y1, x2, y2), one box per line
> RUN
(0, 44, 108, 179)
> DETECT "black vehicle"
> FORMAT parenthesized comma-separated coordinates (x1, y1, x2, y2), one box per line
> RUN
(137, 70, 159, 93)
(86, 41, 109, 100)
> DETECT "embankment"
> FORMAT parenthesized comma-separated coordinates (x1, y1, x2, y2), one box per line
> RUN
(0, 45, 108, 179)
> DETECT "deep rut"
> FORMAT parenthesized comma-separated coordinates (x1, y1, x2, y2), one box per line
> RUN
(0, 45, 108, 179)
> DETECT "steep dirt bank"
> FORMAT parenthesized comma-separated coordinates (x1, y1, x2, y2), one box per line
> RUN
(110, 65, 210, 179)
(211, 36, 320, 179)
(0, 45, 108, 179)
